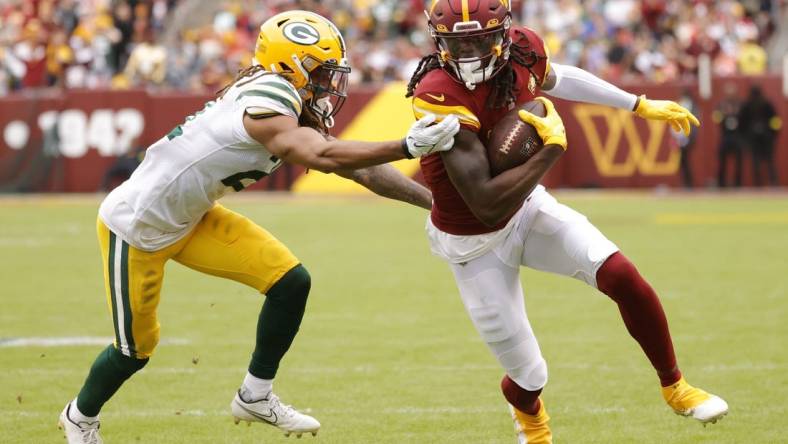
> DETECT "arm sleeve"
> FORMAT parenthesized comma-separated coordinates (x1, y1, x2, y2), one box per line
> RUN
(543, 63, 638, 111)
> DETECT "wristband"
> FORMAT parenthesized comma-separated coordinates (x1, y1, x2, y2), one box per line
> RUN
(401, 138, 414, 159)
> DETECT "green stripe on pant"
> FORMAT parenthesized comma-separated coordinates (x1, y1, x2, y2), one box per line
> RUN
(108, 232, 121, 350)
(119, 240, 136, 357)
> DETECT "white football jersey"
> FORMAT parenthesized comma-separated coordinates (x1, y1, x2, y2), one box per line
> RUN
(99, 71, 303, 251)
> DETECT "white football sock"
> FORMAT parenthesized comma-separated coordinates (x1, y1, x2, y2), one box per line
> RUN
(241, 373, 273, 400)
(69, 399, 98, 424)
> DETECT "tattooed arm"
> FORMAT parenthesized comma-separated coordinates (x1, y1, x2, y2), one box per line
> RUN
(335, 165, 432, 210)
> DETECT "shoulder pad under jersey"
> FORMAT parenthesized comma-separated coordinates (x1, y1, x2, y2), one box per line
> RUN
(235, 72, 303, 119)
(412, 69, 481, 132)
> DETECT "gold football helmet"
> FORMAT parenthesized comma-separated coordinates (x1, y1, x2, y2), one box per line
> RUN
(255, 10, 350, 128)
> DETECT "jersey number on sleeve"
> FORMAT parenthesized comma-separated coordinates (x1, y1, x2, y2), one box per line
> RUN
(166, 101, 216, 140)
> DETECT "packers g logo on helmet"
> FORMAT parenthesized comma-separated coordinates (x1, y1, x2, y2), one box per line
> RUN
(282, 22, 320, 45)
(255, 10, 348, 91)
(255, 10, 350, 129)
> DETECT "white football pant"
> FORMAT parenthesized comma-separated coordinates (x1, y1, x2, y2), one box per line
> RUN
(444, 187, 619, 390)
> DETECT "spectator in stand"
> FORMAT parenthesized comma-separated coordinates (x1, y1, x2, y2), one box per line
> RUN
(65, 9, 121, 88)
(123, 28, 167, 87)
(520, 0, 777, 84)
(714, 83, 744, 188)
(737, 39, 768, 76)
(740, 85, 782, 187)
(45, 27, 73, 87)
(109, 1, 134, 73)
(12, 20, 48, 89)
(1, 44, 27, 93)
(54, 0, 80, 35)
(0, 0, 781, 91)
(164, 31, 199, 90)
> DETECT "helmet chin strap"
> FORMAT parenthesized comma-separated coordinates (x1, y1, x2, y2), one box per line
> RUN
(291, 54, 311, 93)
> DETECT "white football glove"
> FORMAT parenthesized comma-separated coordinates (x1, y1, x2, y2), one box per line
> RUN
(403, 114, 460, 158)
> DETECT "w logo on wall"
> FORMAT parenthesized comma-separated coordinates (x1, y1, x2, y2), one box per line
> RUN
(572, 104, 680, 177)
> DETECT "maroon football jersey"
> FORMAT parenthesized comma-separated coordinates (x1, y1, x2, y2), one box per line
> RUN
(412, 26, 550, 235)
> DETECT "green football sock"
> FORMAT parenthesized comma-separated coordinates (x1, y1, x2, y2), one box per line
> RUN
(76, 344, 149, 416)
(248, 264, 311, 379)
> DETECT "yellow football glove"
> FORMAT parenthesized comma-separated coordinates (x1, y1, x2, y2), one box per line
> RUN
(518, 97, 567, 150)
(634, 95, 700, 136)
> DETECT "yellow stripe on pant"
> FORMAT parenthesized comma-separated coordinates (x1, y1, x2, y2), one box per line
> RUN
(96, 204, 300, 359)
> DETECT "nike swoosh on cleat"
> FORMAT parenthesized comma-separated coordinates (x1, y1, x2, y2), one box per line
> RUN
(236, 402, 278, 425)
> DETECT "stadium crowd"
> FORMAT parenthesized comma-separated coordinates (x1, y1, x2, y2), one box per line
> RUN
(0, 0, 782, 94)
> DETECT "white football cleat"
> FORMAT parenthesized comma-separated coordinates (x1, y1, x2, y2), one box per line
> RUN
(231, 390, 320, 437)
(691, 395, 729, 424)
(58, 403, 103, 444)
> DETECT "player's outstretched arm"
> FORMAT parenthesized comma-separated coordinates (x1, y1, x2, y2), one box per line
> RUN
(321, 135, 432, 209)
(441, 98, 566, 227)
(541, 63, 699, 135)
(243, 114, 459, 173)
(335, 165, 432, 210)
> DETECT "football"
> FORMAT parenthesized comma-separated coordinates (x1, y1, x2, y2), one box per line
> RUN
(486, 100, 546, 176)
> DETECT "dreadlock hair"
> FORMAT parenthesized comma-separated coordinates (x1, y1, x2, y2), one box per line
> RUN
(216, 64, 266, 100)
(298, 104, 330, 136)
(406, 30, 547, 110)
(217, 65, 329, 135)
(406, 54, 442, 99)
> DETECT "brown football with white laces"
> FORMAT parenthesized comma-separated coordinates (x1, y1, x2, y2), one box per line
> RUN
(486, 100, 546, 176)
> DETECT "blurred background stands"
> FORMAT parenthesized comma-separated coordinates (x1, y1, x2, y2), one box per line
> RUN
(1, 0, 785, 93)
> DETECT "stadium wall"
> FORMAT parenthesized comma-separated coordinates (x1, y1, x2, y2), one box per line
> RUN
(0, 77, 785, 193)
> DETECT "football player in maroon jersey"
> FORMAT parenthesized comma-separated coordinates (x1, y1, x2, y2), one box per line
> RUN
(406, 1, 727, 441)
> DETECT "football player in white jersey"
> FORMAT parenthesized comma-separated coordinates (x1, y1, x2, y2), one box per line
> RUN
(58, 10, 460, 444)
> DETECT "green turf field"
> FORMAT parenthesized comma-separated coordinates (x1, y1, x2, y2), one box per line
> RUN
(1, 192, 786, 443)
